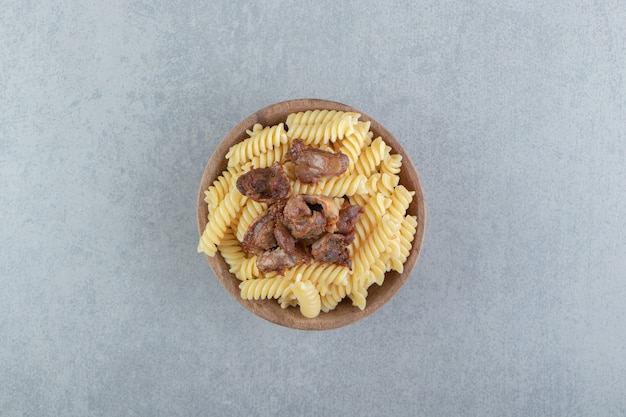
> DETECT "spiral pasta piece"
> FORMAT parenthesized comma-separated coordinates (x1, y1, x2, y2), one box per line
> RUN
(197, 188, 247, 256)
(249, 141, 291, 169)
(380, 153, 403, 175)
(348, 285, 368, 310)
(286, 110, 360, 145)
(353, 120, 373, 145)
(319, 282, 348, 313)
(291, 279, 322, 318)
(226, 123, 288, 167)
(286, 110, 360, 128)
(232, 256, 261, 281)
(239, 277, 293, 300)
(291, 174, 367, 197)
(365, 173, 400, 196)
(278, 293, 298, 309)
(388, 214, 418, 273)
(204, 170, 236, 214)
(351, 214, 401, 282)
(245, 123, 264, 136)
(351, 193, 391, 250)
(283, 262, 349, 289)
(336, 121, 372, 169)
(347, 193, 369, 207)
(369, 256, 390, 286)
(388, 184, 415, 222)
(336, 134, 363, 169)
(217, 228, 247, 274)
(353, 137, 389, 177)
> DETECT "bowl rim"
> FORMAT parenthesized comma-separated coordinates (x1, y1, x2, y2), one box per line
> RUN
(197, 98, 426, 330)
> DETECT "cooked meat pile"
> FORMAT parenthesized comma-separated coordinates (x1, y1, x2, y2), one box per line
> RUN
(236, 143, 363, 275)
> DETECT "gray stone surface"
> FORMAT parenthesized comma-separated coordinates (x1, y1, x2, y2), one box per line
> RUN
(1, 1, 625, 416)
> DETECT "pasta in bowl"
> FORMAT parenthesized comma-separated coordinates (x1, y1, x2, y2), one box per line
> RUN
(197, 99, 426, 330)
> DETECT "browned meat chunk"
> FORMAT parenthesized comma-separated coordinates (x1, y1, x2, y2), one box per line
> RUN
(241, 209, 276, 254)
(242, 200, 288, 254)
(310, 233, 353, 269)
(282, 194, 335, 239)
(274, 221, 296, 255)
(256, 246, 310, 275)
(301, 195, 340, 233)
(283, 194, 326, 239)
(285, 139, 349, 184)
(235, 162, 291, 203)
(335, 203, 364, 235)
(256, 247, 298, 274)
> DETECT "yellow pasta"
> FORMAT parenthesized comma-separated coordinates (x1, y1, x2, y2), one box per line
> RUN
(199, 109, 419, 318)
(287, 109, 344, 126)
(217, 228, 247, 274)
(249, 141, 291, 169)
(351, 193, 391, 250)
(351, 214, 401, 284)
(390, 214, 418, 272)
(291, 173, 367, 197)
(365, 173, 400, 196)
(348, 285, 368, 310)
(286, 110, 360, 145)
(232, 256, 261, 281)
(226, 123, 288, 167)
(239, 277, 293, 300)
(335, 121, 372, 169)
(282, 262, 349, 288)
(347, 193, 369, 207)
(278, 293, 298, 309)
(204, 170, 236, 214)
(319, 282, 348, 313)
(198, 187, 247, 256)
(380, 153, 403, 175)
(387, 184, 415, 222)
(368, 255, 390, 286)
(352, 136, 389, 177)
(290, 278, 322, 318)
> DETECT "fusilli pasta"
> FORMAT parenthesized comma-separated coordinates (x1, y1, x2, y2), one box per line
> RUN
(291, 173, 367, 197)
(291, 278, 322, 318)
(199, 108, 419, 318)
(286, 110, 360, 145)
(226, 123, 288, 167)
(352, 136, 389, 177)
(351, 214, 401, 283)
(204, 170, 236, 213)
(198, 187, 247, 256)
(239, 277, 293, 300)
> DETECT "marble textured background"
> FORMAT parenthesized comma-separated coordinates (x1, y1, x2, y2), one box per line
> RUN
(1, 0, 625, 416)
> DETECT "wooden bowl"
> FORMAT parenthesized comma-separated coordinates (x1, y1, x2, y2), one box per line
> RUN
(197, 99, 426, 330)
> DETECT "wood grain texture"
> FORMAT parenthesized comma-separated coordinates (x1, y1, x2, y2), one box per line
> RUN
(197, 98, 426, 330)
